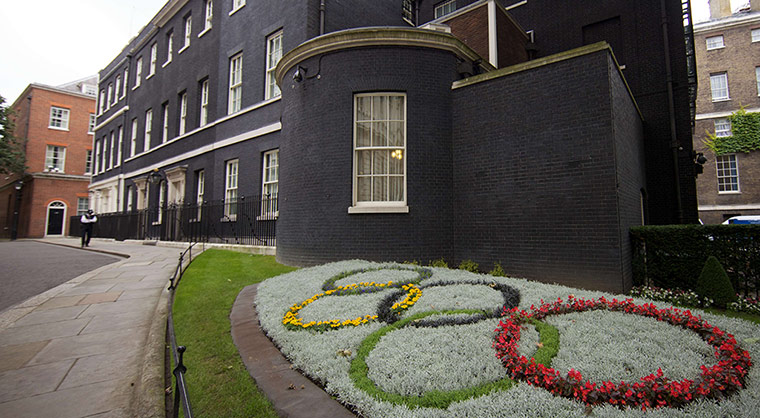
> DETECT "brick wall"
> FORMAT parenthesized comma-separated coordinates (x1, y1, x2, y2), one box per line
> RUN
(451, 48, 645, 293)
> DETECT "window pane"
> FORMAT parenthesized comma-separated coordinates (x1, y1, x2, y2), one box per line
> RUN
(372, 121, 387, 147)
(373, 150, 388, 174)
(356, 122, 371, 147)
(357, 97, 371, 121)
(372, 96, 387, 120)
(373, 177, 387, 201)
(389, 176, 403, 201)
(357, 150, 371, 175)
(388, 121, 404, 147)
(389, 150, 403, 174)
(358, 177, 371, 201)
(389, 96, 404, 120)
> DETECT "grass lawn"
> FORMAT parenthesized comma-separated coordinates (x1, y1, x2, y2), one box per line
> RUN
(172, 249, 297, 418)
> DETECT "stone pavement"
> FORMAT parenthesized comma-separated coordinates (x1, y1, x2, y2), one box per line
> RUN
(0, 237, 186, 418)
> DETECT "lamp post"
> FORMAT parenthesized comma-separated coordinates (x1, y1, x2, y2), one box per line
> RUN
(10, 180, 23, 241)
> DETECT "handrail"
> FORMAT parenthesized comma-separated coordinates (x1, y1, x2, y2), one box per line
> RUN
(166, 242, 201, 418)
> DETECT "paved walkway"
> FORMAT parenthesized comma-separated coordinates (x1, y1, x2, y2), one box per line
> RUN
(0, 237, 185, 418)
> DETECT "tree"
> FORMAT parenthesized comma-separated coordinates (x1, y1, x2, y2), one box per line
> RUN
(0, 94, 26, 175)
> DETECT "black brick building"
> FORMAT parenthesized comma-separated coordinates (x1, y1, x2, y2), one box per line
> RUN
(91, 0, 697, 292)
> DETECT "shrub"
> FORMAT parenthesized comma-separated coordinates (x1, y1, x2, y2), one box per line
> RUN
(458, 259, 479, 273)
(429, 258, 449, 268)
(696, 256, 738, 308)
(488, 262, 507, 277)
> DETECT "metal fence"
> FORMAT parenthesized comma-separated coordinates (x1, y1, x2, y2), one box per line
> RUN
(69, 195, 277, 246)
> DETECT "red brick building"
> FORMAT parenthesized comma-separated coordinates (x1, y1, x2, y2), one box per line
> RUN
(1, 77, 97, 238)
(693, 0, 760, 223)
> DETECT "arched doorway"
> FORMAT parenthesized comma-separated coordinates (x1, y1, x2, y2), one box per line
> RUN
(46, 201, 66, 236)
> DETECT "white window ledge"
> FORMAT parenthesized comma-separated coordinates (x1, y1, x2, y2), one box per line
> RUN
(712, 98, 731, 103)
(198, 27, 211, 38)
(707, 46, 725, 51)
(146, 73, 155, 80)
(152, 221, 162, 225)
(229, 5, 245, 16)
(48, 126, 69, 132)
(256, 213, 278, 221)
(133, 84, 141, 91)
(718, 191, 741, 195)
(221, 215, 237, 222)
(162, 60, 172, 68)
(178, 45, 189, 54)
(348, 205, 409, 214)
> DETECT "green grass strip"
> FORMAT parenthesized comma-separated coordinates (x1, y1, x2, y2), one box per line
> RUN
(173, 249, 297, 418)
(349, 310, 560, 409)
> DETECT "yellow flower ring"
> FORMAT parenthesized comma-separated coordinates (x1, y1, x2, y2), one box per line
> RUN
(282, 282, 422, 332)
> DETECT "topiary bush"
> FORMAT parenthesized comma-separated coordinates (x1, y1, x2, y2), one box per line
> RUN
(488, 262, 507, 277)
(429, 258, 449, 268)
(696, 256, 737, 308)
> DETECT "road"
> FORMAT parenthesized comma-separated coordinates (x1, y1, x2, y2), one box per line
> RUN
(0, 240, 123, 312)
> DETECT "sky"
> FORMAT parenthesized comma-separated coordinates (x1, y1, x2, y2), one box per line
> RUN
(0, 0, 747, 105)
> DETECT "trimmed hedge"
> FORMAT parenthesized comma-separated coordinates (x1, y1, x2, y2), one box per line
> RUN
(696, 256, 737, 308)
(630, 225, 760, 295)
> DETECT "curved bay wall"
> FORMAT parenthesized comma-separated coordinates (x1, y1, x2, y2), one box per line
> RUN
(277, 46, 459, 265)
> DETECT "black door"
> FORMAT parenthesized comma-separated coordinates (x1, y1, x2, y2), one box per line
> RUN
(47, 208, 64, 235)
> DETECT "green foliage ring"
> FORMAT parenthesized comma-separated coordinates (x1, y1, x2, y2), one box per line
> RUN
(349, 310, 559, 409)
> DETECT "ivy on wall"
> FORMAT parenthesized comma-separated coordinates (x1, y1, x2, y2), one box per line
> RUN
(704, 108, 760, 155)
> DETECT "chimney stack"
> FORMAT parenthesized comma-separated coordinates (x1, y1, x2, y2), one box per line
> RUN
(710, 0, 732, 19)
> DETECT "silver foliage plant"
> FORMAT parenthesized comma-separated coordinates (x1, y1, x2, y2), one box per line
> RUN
(255, 260, 760, 417)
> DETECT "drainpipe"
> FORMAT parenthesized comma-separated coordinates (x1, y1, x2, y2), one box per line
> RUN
(660, 0, 684, 223)
(319, 0, 326, 35)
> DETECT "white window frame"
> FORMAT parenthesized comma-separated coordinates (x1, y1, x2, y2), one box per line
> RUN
(108, 131, 114, 170)
(265, 30, 283, 100)
(115, 125, 123, 167)
(200, 79, 209, 126)
(182, 15, 192, 50)
(402, 0, 414, 24)
(164, 32, 174, 66)
(434, 0, 456, 18)
(196, 169, 205, 220)
(100, 137, 106, 173)
(130, 118, 138, 157)
(350, 93, 408, 213)
(135, 57, 143, 88)
(85, 149, 93, 174)
(162, 103, 170, 142)
(202, 0, 213, 34)
(261, 149, 278, 218)
(149, 43, 157, 77)
(122, 68, 129, 97)
(706, 35, 724, 50)
(127, 186, 134, 212)
(45, 145, 66, 172)
(106, 83, 113, 109)
(114, 76, 121, 104)
(179, 92, 188, 135)
(756, 67, 760, 96)
(228, 53, 243, 114)
(224, 159, 239, 219)
(710, 73, 729, 101)
(145, 109, 153, 148)
(94, 141, 101, 174)
(77, 197, 90, 216)
(716, 154, 740, 193)
(88, 113, 96, 134)
(49, 106, 70, 130)
(231, 0, 245, 15)
(715, 118, 732, 138)
(752, 28, 760, 42)
(99, 90, 105, 114)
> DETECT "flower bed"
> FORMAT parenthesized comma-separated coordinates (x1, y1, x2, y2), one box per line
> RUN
(494, 296, 752, 410)
(255, 261, 760, 417)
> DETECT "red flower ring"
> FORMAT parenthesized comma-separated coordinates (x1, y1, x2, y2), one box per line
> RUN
(493, 296, 752, 410)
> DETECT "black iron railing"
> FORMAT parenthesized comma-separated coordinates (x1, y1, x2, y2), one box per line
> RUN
(167, 242, 199, 418)
(69, 195, 277, 246)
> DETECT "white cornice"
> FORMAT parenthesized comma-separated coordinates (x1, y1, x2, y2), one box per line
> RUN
(153, 0, 190, 28)
(94, 106, 129, 132)
(696, 107, 760, 120)
(694, 11, 760, 33)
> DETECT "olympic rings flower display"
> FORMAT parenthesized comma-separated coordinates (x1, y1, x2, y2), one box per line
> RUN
(493, 295, 753, 410)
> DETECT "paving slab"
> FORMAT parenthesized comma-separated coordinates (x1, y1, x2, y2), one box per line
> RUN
(0, 237, 189, 418)
(0, 359, 74, 403)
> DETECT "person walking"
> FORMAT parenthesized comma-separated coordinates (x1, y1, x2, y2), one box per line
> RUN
(80, 209, 98, 247)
